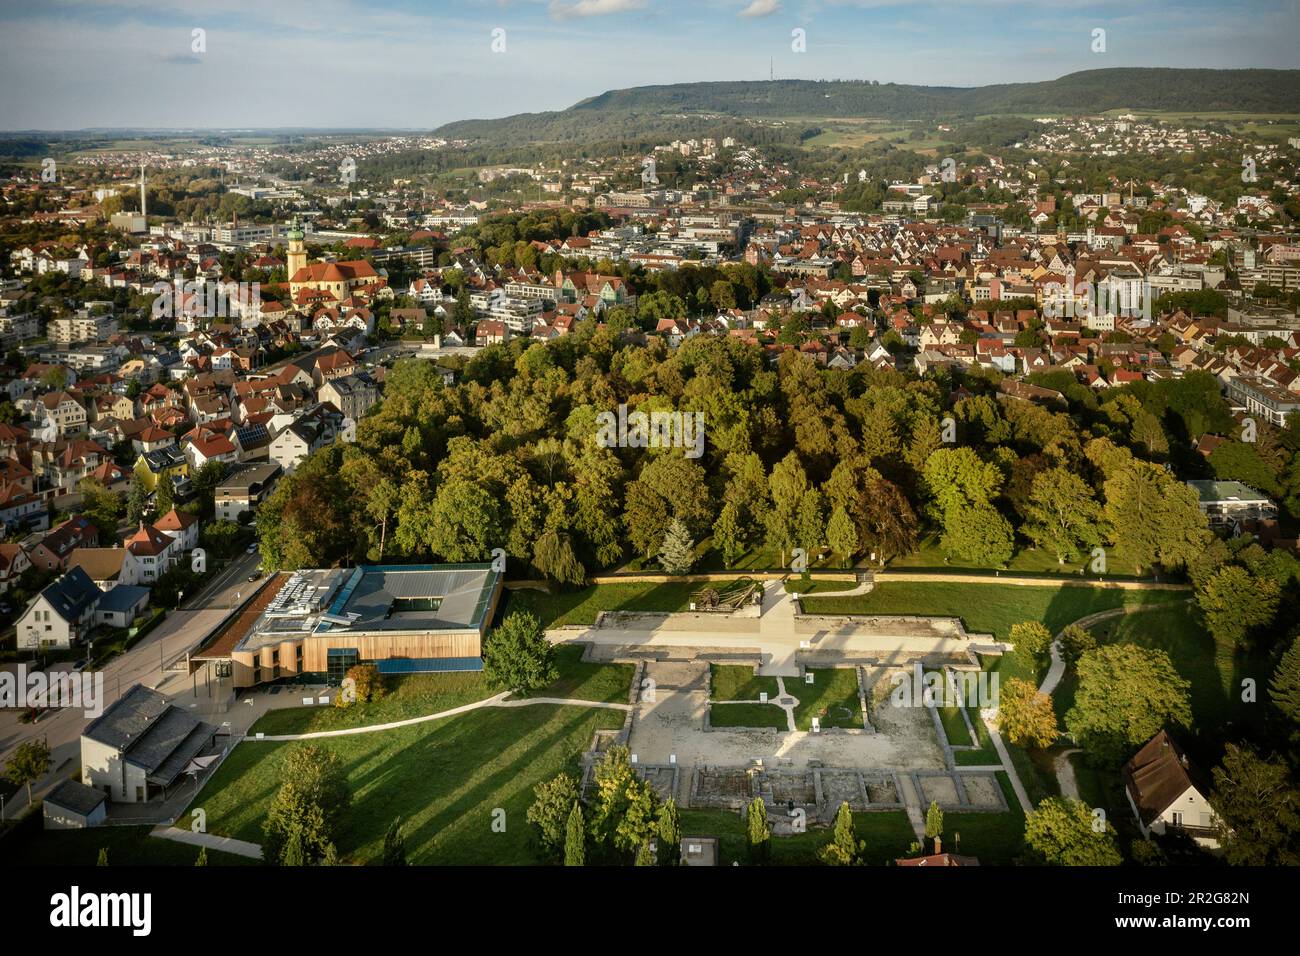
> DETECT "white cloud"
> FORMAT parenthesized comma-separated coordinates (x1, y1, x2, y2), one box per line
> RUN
(739, 0, 781, 16)
(549, 0, 647, 20)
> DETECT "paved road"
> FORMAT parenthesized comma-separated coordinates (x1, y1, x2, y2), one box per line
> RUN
(0, 549, 262, 822)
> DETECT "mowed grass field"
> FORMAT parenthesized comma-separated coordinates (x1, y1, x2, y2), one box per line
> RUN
(250, 671, 498, 735)
(196, 703, 625, 865)
(889, 536, 1150, 578)
(504, 581, 697, 628)
(1052, 600, 1268, 747)
(801, 580, 1188, 646)
(791, 668, 863, 730)
(708, 702, 788, 728)
(250, 646, 634, 735)
(710, 663, 779, 701)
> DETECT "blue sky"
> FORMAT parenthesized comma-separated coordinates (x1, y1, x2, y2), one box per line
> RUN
(0, 0, 1296, 130)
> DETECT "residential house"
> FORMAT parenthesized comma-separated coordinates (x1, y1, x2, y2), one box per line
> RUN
(1123, 730, 1219, 850)
(154, 507, 201, 553)
(215, 461, 281, 522)
(318, 372, 378, 422)
(67, 547, 144, 589)
(94, 584, 150, 629)
(1185, 479, 1278, 534)
(0, 481, 48, 534)
(28, 516, 99, 572)
(123, 522, 181, 584)
(15, 566, 102, 649)
(0, 542, 32, 594)
(39, 391, 88, 436)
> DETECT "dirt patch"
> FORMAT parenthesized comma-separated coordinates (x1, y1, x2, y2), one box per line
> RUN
(819, 770, 868, 810)
(865, 776, 900, 806)
(917, 774, 961, 807)
(958, 773, 1005, 810)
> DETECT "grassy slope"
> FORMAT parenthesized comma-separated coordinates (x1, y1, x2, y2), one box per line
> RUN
(0, 816, 255, 866)
(198, 704, 624, 865)
(250, 648, 633, 735)
(1052, 601, 1268, 751)
(521, 644, 635, 704)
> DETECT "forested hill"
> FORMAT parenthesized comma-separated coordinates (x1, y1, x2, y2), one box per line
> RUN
(434, 68, 1300, 144)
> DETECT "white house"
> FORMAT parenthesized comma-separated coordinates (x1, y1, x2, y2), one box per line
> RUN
(15, 566, 102, 649)
(154, 507, 201, 553)
(123, 522, 182, 584)
(1123, 730, 1220, 850)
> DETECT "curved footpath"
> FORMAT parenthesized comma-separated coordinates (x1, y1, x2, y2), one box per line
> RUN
(248, 693, 632, 742)
(1034, 598, 1194, 799)
(151, 691, 631, 858)
(155, 587, 1191, 857)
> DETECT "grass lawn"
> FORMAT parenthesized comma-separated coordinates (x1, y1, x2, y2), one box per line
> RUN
(249, 671, 497, 736)
(1011, 744, 1060, 808)
(504, 581, 697, 628)
(677, 808, 916, 865)
(802, 581, 1188, 645)
(198, 703, 625, 865)
(521, 644, 634, 704)
(791, 668, 863, 730)
(1052, 600, 1266, 753)
(921, 668, 1001, 764)
(890, 535, 1149, 578)
(1069, 750, 1113, 812)
(0, 815, 254, 866)
(783, 577, 858, 595)
(943, 772, 1026, 866)
(708, 702, 789, 729)
(710, 664, 779, 701)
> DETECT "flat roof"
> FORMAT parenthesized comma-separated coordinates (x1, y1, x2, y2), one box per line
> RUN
(1185, 479, 1272, 504)
(200, 563, 501, 657)
(315, 564, 500, 635)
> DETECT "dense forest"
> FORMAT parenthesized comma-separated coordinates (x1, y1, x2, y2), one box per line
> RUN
(257, 332, 1300, 679)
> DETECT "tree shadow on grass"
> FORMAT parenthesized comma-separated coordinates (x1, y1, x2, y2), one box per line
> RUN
(336, 703, 617, 865)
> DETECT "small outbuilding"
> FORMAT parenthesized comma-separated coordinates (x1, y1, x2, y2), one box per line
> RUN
(43, 778, 108, 829)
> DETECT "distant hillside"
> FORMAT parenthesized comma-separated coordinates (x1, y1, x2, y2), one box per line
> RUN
(435, 68, 1300, 144)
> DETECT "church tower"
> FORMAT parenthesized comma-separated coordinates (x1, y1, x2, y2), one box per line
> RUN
(285, 218, 307, 282)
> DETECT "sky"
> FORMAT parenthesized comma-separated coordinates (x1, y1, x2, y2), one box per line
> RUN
(0, 0, 1297, 131)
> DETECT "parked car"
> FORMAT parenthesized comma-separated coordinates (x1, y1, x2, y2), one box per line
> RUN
(246, 543, 258, 554)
